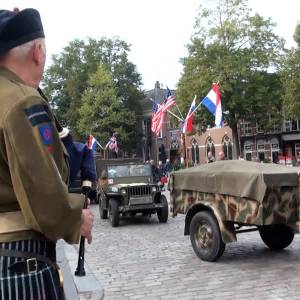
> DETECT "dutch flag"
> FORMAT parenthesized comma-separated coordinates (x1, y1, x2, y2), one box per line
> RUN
(201, 83, 223, 128)
(88, 134, 99, 151)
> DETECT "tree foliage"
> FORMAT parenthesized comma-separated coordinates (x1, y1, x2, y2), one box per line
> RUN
(78, 65, 136, 153)
(176, 0, 284, 154)
(293, 23, 300, 47)
(43, 37, 144, 138)
(281, 24, 300, 118)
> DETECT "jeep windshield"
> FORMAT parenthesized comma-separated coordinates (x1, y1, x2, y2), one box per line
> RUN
(107, 164, 151, 178)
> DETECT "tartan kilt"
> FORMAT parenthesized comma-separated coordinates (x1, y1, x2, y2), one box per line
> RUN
(0, 240, 64, 300)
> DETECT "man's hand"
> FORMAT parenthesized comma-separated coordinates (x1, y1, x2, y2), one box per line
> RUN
(80, 209, 94, 244)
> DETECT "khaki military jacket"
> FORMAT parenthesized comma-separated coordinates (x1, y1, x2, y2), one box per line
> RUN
(0, 67, 84, 244)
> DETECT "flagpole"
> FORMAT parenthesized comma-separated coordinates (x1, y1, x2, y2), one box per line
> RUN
(166, 109, 184, 122)
(148, 97, 183, 122)
(184, 133, 189, 168)
(174, 103, 184, 120)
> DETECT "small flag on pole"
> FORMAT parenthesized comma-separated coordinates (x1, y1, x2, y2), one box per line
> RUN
(87, 134, 102, 151)
(182, 96, 197, 134)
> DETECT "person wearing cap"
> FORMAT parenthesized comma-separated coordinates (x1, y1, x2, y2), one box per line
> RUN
(0, 8, 94, 300)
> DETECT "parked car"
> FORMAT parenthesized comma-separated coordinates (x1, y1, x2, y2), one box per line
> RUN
(97, 161, 168, 227)
(169, 160, 299, 262)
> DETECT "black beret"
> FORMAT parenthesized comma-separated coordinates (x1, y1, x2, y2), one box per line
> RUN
(0, 8, 44, 57)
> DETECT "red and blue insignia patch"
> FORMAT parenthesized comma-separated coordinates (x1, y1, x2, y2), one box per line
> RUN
(38, 124, 54, 153)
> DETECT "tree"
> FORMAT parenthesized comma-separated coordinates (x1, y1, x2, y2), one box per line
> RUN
(293, 23, 300, 47)
(281, 24, 300, 118)
(43, 37, 144, 137)
(78, 65, 136, 154)
(176, 0, 284, 156)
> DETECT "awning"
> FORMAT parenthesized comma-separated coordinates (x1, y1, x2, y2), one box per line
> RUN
(282, 133, 300, 141)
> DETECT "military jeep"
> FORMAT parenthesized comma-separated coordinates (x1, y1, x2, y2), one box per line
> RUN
(97, 162, 168, 227)
(169, 160, 300, 262)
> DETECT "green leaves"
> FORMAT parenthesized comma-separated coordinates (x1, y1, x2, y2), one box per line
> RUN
(43, 37, 144, 153)
(177, 0, 284, 134)
(78, 65, 136, 153)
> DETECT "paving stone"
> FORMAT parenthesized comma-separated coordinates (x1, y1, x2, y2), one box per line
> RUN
(86, 191, 300, 300)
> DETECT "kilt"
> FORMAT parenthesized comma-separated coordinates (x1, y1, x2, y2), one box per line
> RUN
(0, 239, 64, 300)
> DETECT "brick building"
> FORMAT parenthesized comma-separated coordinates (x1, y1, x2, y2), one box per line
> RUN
(138, 82, 300, 166)
(185, 126, 234, 164)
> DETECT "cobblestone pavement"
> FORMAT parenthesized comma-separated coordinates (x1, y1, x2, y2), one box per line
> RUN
(85, 192, 300, 300)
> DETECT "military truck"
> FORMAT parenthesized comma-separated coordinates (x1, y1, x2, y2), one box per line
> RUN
(169, 160, 300, 262)
(97, 160, 168, 227)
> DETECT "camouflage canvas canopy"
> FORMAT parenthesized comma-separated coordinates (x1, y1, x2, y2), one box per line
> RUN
(171, 161, 299, 203)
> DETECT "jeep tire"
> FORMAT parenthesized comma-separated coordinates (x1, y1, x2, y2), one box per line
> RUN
(109, 198, 119, 227)
(99, 194, 108, 219)
(157, 195, 168, 223)
(190, 211, 225, 262)
(259, 224, 294, 250)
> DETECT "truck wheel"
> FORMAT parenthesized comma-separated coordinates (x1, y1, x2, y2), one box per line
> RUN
(157, 195, 168, 223)
(109, 199, 119, 227)
(190, 211, 225, 262)
(259, 224, 294, 250)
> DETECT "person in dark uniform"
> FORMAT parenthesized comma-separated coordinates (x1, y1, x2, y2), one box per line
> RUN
(57, 126, 97, 200)
(0, 8, 94, 299)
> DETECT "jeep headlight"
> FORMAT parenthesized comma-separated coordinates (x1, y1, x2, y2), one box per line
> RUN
(120, 188, 127, 195)
(152, 186, 157, 192)
(111, 187, 118, 193)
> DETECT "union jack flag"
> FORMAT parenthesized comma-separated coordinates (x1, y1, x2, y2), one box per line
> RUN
(151, 88, 176, 135)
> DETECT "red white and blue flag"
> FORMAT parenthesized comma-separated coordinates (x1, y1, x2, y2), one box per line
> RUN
(163, 87, 176, 110)
(182, 96, 196, 134)
(88, 134, 101, 151)
(201, 83, 223, 127)
(151, 88, 176, 135)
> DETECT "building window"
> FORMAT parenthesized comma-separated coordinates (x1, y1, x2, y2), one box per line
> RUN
(222, 135, 233, 160)
(284, 120, 292, 132)
(256, 123, 264, 134)
(240, 121, 253, 136)
(270, 138, 279, 163)
(257, 140, 265, 162)
(244, 141, 254, 161)
(190, 139, 199, 165)
(295, 143, 300, 158)
(206, 136, 215, 160)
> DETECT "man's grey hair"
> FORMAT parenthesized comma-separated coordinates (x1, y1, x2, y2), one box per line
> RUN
(8, 38, 45, 58)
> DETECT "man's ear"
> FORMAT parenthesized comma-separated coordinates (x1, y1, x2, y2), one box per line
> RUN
(32, 41, 43, 66)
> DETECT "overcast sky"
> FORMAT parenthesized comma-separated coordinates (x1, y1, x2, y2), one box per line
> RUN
(1, 0, 300, 90)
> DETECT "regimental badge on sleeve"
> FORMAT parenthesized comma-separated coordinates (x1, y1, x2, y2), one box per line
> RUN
(38, 123, 54, 153)
(24, 104, 51, 126)
(24, 104, 54, 153)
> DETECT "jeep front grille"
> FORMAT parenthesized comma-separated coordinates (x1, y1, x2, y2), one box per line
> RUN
(129, 186, 152, 197)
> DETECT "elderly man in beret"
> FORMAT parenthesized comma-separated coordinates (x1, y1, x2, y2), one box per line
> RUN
(0, 8, 94, 300)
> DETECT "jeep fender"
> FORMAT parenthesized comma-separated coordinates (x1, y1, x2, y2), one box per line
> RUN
(184, 202, 236, 243)
(103, 192, 124, 206)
